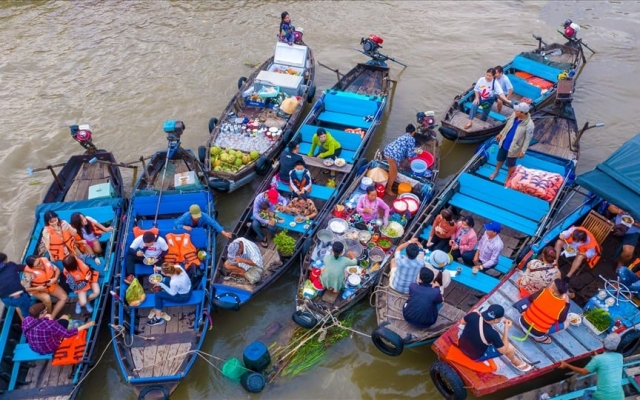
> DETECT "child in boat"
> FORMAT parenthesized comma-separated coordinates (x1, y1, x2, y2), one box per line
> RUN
(147, 263, 192, 326)
(278, 11, 295, 45)
(62, 255, 100, 314)
(288, 160, 313, 199)
(518, 278, 570, 344)
(70, 212, 113, 256)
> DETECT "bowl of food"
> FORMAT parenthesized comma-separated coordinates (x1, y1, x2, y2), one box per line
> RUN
(328, 218, 348, 235)
(377, 237, 393, 251)
(366, 241, 377, 249)
(622, 215, 634, 225)
(568, 312, 582, 326)
(295, 216, 306, 223)
(143, 257, 157, 266)
(334, 158, 346, 167)
(323, 159, 334, 167)
(149, 274, 163, 285)
(289, 221, 297, 227)
(358, 230, 372, 245)
(564, 245, 576, 253)
(381, 221, 404, 239)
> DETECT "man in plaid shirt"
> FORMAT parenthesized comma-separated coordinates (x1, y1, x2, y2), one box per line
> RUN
(22, 303, 94, 355)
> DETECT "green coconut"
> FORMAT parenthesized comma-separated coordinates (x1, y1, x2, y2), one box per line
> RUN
(210, 146, 222, 156)
(234, 158, 243, 167)
(227, 154, 236, 164)
(242, 154, 252, 165)
(250, 150, 260, 160)
(220, 153, 230, 162)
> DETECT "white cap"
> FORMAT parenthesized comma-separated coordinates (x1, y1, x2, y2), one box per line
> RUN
(514, 103, 530, 113)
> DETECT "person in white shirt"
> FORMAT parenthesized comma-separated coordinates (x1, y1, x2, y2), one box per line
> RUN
(124, 231, 169, 284)
(494, 66, 514, 114)
(147, 263, 192, 326)
(464, 68, 511, 130)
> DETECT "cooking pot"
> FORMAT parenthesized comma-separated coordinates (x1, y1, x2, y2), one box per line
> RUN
(360, 177, 373, 191)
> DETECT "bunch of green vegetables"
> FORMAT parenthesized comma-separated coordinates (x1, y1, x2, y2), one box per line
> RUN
(584, 307, 612, 332)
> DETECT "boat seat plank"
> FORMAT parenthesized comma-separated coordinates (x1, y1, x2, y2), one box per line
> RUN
(299, 124, 363, 151)
(134, 290, 205, 309)
(317, 111, 372, 130)
(449, 193, 538, 236)
(48, 206, 116, 226)
(273, 212, 313, 234)
(298, 142, 356, 163)
(511, 55, 562, 83)
(13, 343, 53, 362)
(485, 144, 567, 175)
(446, 261, 500, 293)
(132, 192, 210, 217)
(505, 74, 543, 100)
(323, 92, 380, 117)
(462, 102, 507, 122)
(277, 180, 336, 201)
(475, 164, 509, 184)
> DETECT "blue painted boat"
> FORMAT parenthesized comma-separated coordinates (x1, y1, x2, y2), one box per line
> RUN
(210, 36, 403, 310)
(0, 127, 126, 399)
(439, 21, 592, 143)
(109, 121, 217, 398)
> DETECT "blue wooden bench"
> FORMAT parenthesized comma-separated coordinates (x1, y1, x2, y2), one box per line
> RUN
(317, 112, 372, 130)
(273, 212, 312, 234)
(323, 92, 379, 117)
(447, 261, 500, 293)
(475, 164, 509, 184)
(54, 206, 116, 226)
(137, 218, 180, 231)
(299, 124, 362, 151)
(462, 102, 507, 122)
(506, 73, 543, 100)
(449, 193, 538, 236)
(298, 142, 356, 163)
(485, 144, 567, 175)
(132, 192, 210, 217)
(277, 180, 335, 201)
(13, 343, 52, 362)
(511, 55, 562, 83)
(457, 173, 550, 221)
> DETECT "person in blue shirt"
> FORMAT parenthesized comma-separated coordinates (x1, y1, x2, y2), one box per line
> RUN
(488, 102, 535, 183)
(402, 267, 443, 329)
(279, 141, 305, 183)
(173, 204, 232, 239)
(383, 124, 422, 196)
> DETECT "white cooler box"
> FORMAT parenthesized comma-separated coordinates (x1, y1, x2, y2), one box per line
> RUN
(255, 71, 303, 97)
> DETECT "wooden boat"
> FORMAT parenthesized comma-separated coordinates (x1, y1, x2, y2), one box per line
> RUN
(439, 22, 591, 144)
(200, 35, 316, 193)
(292, 125, 440, 329)
(209, 36, 403, 310)
(369, 102, 584, 357)
(0, 126, 126, 399)
(506, 354, 640, 400)
(109, 121, 217, 398)
(429, 134, 640, 400)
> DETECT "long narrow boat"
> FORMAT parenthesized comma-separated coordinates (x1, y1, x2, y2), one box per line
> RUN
(109, 121, 216, 399)
(0, 126, 125, 399)
(439, 21, 591, 144)
(506, 354, 640, 400)
(429, 134, 640, 400)
(201, 35, 316, 193)
(210, 36, 403, 310)
(292, 121, 440, 329)
(369, 101, 584, 357)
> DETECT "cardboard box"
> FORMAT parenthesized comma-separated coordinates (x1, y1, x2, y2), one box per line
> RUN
(174, 171, 197, 188)
(88, 182, 116, 200)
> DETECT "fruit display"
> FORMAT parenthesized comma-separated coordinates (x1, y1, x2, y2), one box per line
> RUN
(209, 146, 262, 173)
(213, 129, 273, 155)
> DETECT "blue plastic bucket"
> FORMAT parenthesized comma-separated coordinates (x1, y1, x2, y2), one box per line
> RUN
(242, 341, 271, 372)
(410, 159, 428, 177)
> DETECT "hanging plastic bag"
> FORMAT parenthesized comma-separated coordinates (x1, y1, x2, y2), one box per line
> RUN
(125, 278, 146, 307)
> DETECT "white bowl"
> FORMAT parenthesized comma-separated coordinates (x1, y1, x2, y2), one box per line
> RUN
(567, 312, 582, 326)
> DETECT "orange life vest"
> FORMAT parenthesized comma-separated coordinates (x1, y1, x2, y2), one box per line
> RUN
(45, 225, 76, 261)
(63, 258, 97, 292)
(165, 233, 201, 267)
(24, 258, 56, 286)
(630, 258, 640, 278)
(565, 227, 601, 268)
(51, 329, 87, 366)
(522, 287, 566, 333)
(132, 226, 159, 238)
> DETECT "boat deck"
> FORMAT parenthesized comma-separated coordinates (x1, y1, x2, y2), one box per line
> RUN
(65, 161, 112, 201)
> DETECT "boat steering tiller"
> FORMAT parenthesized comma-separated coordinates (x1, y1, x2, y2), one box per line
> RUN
(356, 35, 407, 67)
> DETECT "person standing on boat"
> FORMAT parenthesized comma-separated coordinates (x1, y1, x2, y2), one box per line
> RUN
(173, 204, 232, 239)
(307, 128, 342, 159)
(278, 11, 295, 45)
(488, 102, 535, 183)
(279, 141, 305, 183)
(466, 221, 503, 277)
(0, 253, 31, 320)
(252, 188, 288, 248)
(607, 204, 640, 269)
(320, 242, 357, 293)
(403, 267, 443, 329)
(463, 68, 511, 130)
(147, 263, 192, 326)
(289, 160, 313, 199)
(224, 238, 264, 284)
(382, 124, 422, 196)
(426, 208, 457, 252)
(356, 186, 391, 225)
(124, 231, 169, 284)
(458, 304, 532, 372)
(389, 238, 424, 294)
(448, 216, 478, 262)
(553, 226, 600, 281)
(518, 278, 570, 344)
(494, 66, 514, 114)
(559, 333, 624, 400)
(24, 255, 68, 319)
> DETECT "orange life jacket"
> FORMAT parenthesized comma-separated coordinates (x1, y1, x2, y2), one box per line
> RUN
(45, 225, 76, 261)
(24, 258, 56, 286)
(51, 329, 87, 366)
(630, 258, 640, 278)
(565, 227, 601, 268)
(165, 233, 201, 267)
(132, 226, 159, 238)
(63, 258, 95, 292)
(74, 223, 103, 251)
(522, 288, 566, 333)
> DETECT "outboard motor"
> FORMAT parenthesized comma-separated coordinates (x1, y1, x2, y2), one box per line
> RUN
(70, 124, 98, 153)
(360, 34, 384, 58)
(293, 27, 304, 44)
(163, 120, 185, 159)
(562, 19, 580, 39)
(416, 111, 436, 130)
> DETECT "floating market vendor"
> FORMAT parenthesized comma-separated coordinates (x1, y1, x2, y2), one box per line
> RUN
(356, 186, 390, 225)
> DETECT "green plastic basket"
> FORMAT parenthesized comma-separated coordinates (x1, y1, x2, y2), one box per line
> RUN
(221, 357, 245, 382)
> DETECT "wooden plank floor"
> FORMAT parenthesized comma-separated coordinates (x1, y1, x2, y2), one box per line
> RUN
(65, 161, 111, 202)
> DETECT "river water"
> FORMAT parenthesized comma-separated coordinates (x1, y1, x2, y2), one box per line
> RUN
(1, 1, 639, 399)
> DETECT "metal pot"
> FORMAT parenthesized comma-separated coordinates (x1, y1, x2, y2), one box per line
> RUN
(344, 238, 364, 259)
(317, 229, 334, 247)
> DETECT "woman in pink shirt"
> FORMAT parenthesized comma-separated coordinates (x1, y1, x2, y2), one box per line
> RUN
(449, 216, 478, 263)
(356, 186, 391, 224)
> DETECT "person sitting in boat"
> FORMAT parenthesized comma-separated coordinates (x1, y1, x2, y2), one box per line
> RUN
(279, 141, 305, 183)
(22, 303, 94, 355)
(124, 231, 168, 285)
(389, 238, 424, 294)
(493, 66, 513, 114)
(283, 196, 318, 220)
(487, 102, 534, 183)
(24, 255, 68, 319)
(463, 68, 512, 130)
(356, 185, 391, 225)
(426, 208, 457, 252)
(607, 204, 640, 269)
(403, 267, 443, 329)
(147, 263, 192, 326)
(0, 252, 31, 320)
(518, 278, 570, 344)
(424, 250, 452, 295)
(553, 226, 600, 281)
(70, 212, 113, 256)
(223, 238, 264, 285)
(559, 333, 624, 400)
(448, 216, 478, 263)
(173, 204, 232, 239)
(382, 123, 422, 197)
(458, 304, 532, 372)
(289, 160, 313, 199)
(62, 255, 100, 315)
(465, 221, 504, 277)
(42, 210, 84, 263)
(252, 188, 288, 248)
(616, 258, 640, 297)
(278, 11, 295, 45)
(319, 241, 357, 293)
(518, 246, 560, 298)
(307, 128, 342, 160)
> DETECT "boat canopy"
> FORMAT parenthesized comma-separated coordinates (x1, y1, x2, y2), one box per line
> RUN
(576, 133, 640, 220)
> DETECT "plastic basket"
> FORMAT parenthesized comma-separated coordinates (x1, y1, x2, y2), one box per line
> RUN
(221, 357, 246, 381)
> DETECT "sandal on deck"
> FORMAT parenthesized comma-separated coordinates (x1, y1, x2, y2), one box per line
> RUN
(515, 361, 533, 372)
(260, 240, 268, 248)
(533, 336, 552, 345)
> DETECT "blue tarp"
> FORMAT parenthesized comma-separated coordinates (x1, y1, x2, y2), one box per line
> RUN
(576, 134, 640, 220)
